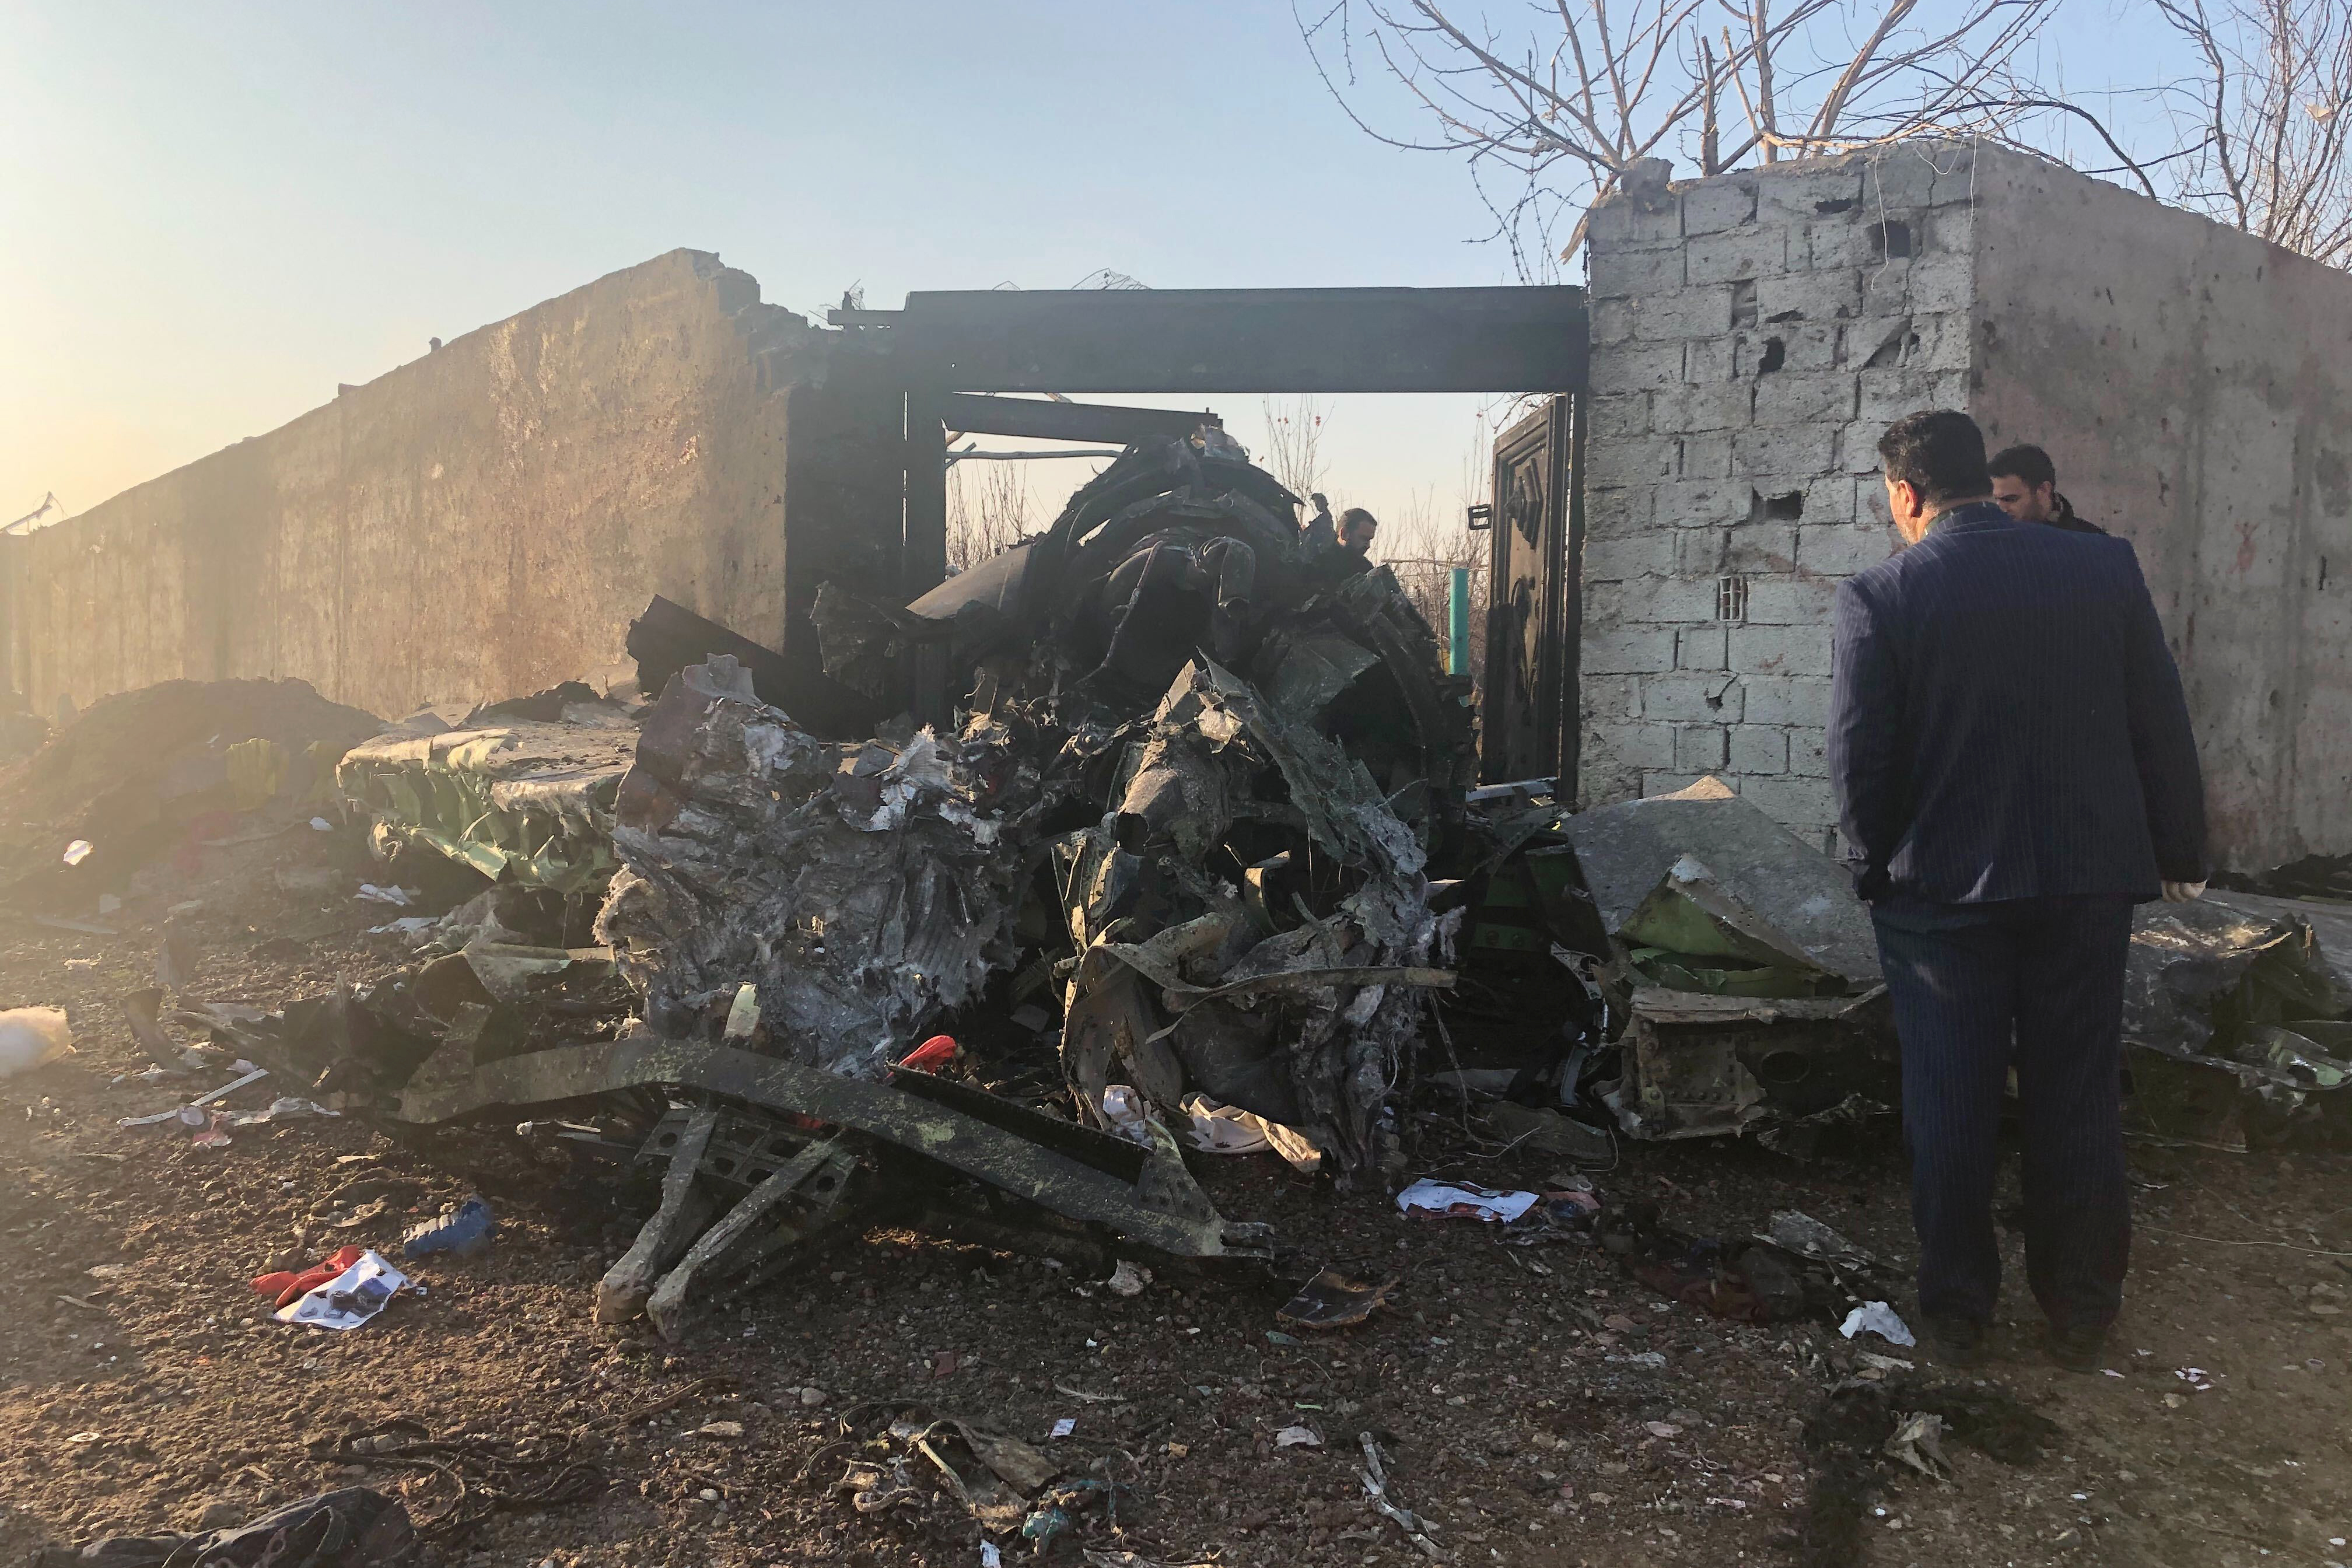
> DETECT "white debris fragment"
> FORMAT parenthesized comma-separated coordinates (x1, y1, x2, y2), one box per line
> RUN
(1838, 1301, 1917, 1348)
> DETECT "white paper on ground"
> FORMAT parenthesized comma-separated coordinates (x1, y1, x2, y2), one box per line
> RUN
(1180, 1093, 1323, 1173)
(275, 1249, 411, 1331)
(1838, 1300, 1917, 1348)
(1394, 1179, 1540, 1224)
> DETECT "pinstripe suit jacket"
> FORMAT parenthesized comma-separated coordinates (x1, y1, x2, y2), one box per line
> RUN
(1828, 500, 2207, 904)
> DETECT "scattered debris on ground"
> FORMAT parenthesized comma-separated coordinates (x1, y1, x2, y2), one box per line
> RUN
(10, 435, 2352, 1566)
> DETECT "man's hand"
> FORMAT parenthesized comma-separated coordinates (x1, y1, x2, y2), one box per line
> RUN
(2162, 880, 2207, 903)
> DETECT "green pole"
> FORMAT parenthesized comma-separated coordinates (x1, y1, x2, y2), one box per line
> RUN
(1448, 566, 1471, 676)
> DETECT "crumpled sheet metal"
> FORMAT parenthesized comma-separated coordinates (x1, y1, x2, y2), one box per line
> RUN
(1562, 776, 1881, 987)
(2123, 894, 2352, 1136)
(337, 702, 638, 895)
(1059, 659, 1447, 1182)
(594, 657, 1038, 1077)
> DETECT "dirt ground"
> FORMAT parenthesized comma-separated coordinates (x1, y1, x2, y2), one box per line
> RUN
(4, 828, 2351, 1568)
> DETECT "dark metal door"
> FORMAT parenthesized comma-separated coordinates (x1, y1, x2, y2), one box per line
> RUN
(1480, 394, 1582, 785)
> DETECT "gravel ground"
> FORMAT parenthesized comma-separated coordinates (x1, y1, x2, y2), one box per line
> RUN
(4, 831, 2351, 1568)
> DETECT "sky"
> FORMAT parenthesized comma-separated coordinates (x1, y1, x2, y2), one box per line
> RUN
(1, 0, 2196, 540)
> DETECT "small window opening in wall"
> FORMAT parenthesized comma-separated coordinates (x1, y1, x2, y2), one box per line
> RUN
(1730, 279, 1759, 329)
(1816, 197, 1859, 215)
(1756, 337, 1786, 374)
(1716, 575, 1749, 622)
(1868, 219, 1914, 260)
(1745, 488, 1806, 524)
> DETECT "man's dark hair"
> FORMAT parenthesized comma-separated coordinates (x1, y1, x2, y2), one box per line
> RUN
(1340, 507, 1377, 531)
(1877, 410, 1992, 505)
(1986, 443, 2057, 489)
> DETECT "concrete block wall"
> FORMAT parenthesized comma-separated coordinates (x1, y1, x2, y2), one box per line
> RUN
(1579, 142, 1981, 850)
(0, 250, 904, 724)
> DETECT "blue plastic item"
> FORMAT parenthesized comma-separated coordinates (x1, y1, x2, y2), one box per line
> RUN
(399, 1195, 496, 1258)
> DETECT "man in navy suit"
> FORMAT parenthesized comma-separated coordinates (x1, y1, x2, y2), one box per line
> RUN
(1827, 410, 2207, 1372)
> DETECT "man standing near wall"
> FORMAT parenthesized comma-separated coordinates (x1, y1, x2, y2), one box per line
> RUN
(1827, 410, 2207, 1372)
(1989, 443, 2104, 534)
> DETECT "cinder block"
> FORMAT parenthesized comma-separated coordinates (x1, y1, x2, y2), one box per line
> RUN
(1744, 675, 1832, 726)
(1846, 316, 1916, 371)
(1676, 624, 1730, 671)
(1742, 575, 1839, 625)
(1613, 575, 1722, 624)
(1682, 177, 1759, 234)
(1588, 393, 1653, 440)
(1628, 285, 1738, 341)
(1581, 673, 1640, 722)
(1580, 737, 1644, 806)
(1604, 720, 1676, 771)
(1729, 724, 1789, 775)
(1750, 370, 1857, 426)
(1586, 193, 1682, 247)
(1758, 268, 1860, 324)
(1757, 162, 1866, 222)
(1590, 341, 1688, 394)
(1796, 472, 1860, 525)
(1684, 336, 1738, 383)
(1836, 421, 1891, 475)
(1905, 312, 1976, 374)
(1856, 366, 1940, 424)
(1674, 527, 1730, 576)
(1863, 141, 1975, 208)
(1654, 476, 1752, 527)
(1592, 296, 1637, 344)
(1730, 623, 1832, 676)
(1674, 724, 1730, 771)
(1583, 484, 1655, 537)
(1738, 774, 1837, 828)
(1854, 365, 1973, 425)
(1651, 380, 1754, 432)
(1721, 522, 1800, 573)
(1590, 433, 1681, 485)
(1642, 770, 1709, 798)
(1686, 226, 1791, 284)
(1642, 671, 1744, 722)
(1583, 625, 1679, 674)
(1590, 241, 1688, 298)
(1788, 729, 1829, 778)
(1733, 423, 1839, 479)
(1680, 431, 1734, 480)
(1581, 531, 1674, 582)
(1856, 474, 1893, 527)
(1904, 253, 1974, 314)
(1796, 522, 1896, 575)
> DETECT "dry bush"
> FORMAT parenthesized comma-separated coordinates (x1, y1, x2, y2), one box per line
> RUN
(946, 458, 1036, 575)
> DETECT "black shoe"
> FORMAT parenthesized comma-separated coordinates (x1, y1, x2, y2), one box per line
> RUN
(2046, 1321, 2109, 1374)
(1920, 1314, 1988, 1370)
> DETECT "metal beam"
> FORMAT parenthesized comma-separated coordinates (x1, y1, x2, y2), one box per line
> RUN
(936, 393, 1220, 446)
(876, 286, 1587, 394)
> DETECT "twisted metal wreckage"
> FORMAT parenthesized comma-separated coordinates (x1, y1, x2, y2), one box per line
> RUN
(169, 434, 2352, 1338)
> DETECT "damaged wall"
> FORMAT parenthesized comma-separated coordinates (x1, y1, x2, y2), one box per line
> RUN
(1580, 139, 2352, 871)
(1968, 155, 2352, 872)
(0, 249, 902, 722)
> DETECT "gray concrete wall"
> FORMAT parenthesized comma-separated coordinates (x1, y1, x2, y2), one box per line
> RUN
(1578, 142, 1978, 849)
(1581, 139, 2352, 872)
(1969, 150, 2352, 872)
(0, 249, 902, 723)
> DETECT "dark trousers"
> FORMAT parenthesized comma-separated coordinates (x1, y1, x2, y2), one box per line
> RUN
(1871, 894, 2136, 1329)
